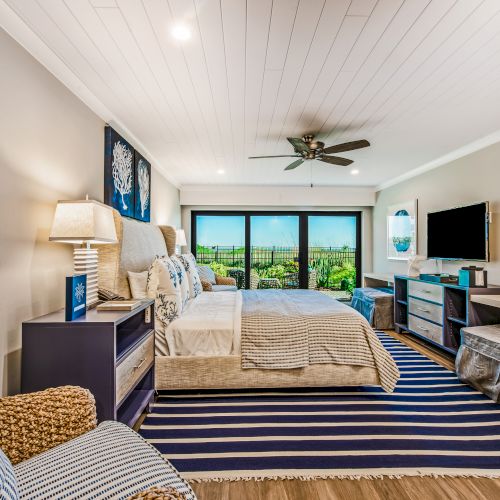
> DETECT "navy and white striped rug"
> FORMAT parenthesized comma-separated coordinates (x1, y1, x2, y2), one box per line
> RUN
(139, 332, 500, 481)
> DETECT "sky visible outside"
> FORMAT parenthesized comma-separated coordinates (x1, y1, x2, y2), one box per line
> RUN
(196, 215, 357, 248)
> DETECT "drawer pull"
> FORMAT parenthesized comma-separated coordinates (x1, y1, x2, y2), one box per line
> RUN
(133, 358, 146, 370)
(418, 326, 429, 332)
(422, 290, 432, 294)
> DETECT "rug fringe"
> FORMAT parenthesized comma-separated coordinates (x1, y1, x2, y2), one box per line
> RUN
(187, 470, 500, 483)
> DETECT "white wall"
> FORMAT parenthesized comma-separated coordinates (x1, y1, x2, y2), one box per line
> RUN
(180, 185, 375, 207)
(373, 141, 500, 282)
(181, 205, 373, 278)
(0, 29, 180, 395)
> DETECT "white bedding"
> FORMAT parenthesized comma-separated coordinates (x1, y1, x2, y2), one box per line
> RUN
(158, 291, 242, 357)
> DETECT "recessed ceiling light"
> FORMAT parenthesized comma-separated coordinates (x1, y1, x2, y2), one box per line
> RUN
(171, 24, 191, 41)
(350, 168, 359, 175)
(217, 169, 225, 175)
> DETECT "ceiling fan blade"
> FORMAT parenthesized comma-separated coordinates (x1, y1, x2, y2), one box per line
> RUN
(323, 140, 370, 154)
(319, 156, 353, 166)
(284, 159, 304, 171)
(248, 155, 300, 159)
(287, 137, 310, 153)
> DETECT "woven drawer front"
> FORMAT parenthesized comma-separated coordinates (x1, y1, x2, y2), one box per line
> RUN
(408, 297, 443, 325)
(409, 314, 443, 344)
(116, 332, 154, 404)
(408, 280, 443, 304)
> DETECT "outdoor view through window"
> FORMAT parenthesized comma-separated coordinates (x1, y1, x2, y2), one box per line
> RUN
(195, 214, 357, 299)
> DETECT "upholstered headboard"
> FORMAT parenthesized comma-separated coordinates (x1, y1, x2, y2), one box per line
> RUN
(97, 209, 176, 298)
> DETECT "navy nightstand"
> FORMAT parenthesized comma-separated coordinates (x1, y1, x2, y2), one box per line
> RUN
(22, 299, 155, 427)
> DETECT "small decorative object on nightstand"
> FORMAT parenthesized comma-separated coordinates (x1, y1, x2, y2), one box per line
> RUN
(49, 197, 117, 306)
(22, 299, 155, 427)
(65, 274, 87, 321)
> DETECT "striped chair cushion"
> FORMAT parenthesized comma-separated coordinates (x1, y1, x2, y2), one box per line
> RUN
(13, 421, 195, 500)
(0, 449, 18, 500)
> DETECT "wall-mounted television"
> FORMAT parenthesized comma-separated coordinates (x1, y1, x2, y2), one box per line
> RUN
(427, 202, 490, 261)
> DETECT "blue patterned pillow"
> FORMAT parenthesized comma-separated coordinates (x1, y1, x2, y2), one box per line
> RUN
(0, 449, 18, 500)
(179, 254, 202, 299)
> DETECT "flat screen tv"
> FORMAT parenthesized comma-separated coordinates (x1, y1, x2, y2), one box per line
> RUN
(427, 202, 489, 261)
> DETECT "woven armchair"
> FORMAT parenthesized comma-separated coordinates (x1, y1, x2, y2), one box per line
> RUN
(200, 274, 237, 291)
(0, 385, 97, 465)
(215, 275, 236, 286)
(0, 386, 195, 499)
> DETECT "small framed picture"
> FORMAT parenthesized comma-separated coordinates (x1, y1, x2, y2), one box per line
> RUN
(387, 200, 418, 260)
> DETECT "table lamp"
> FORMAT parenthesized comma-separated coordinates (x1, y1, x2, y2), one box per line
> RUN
(49, 198, 117, 306)
(175, 229, 187, 254)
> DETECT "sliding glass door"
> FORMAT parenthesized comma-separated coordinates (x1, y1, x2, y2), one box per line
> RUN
(250, 215, 299, 289)
(192, 211, 361, 297)
(308, 215, 359, 299)
(193, 214, 246, 289)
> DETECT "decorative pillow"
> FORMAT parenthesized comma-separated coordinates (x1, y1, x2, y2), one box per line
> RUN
(147, 256, 183, 325)
(127, 270, 148, 299)
(179, 254, 202, 299)
(200, 279, 213, 292)
(197, 265, 216, 285)
(170, 255, 190, 306)
(146, 256, 179, 299)
(0, 448, 19, 500)
(155, 290, 182, 326)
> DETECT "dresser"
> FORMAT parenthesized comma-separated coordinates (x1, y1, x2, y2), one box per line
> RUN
(394, 276, 500, 354)
(22, 299, 155, 427)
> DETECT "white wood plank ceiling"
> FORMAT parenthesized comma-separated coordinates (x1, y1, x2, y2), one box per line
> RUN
(2, 0, 500, 187)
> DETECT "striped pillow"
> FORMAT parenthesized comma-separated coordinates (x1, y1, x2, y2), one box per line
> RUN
(13, 421, 195, 499)
(197, 265, 216, 285)
(0, 448, 18, 500)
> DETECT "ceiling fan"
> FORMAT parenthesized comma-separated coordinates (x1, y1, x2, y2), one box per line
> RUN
(248, 135, 370, 171)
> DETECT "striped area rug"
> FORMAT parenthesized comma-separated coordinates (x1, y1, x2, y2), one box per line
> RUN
(139, 332, 500, 481)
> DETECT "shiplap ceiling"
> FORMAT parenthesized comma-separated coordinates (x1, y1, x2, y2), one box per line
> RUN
(2, 0, 500, 188)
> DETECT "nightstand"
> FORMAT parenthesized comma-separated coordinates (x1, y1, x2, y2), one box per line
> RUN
(22, 299, 155, 427)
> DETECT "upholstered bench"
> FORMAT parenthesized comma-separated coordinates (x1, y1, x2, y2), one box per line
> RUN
(456, 325, 500, 402)
(351, 287, 394, 330)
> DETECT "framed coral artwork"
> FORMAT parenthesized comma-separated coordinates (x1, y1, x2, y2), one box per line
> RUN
(134, 151, 151, 222)
(104, 126, 135, 218)
(387, 200, 418, 260)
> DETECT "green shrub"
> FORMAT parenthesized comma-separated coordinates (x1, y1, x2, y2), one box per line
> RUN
(259, 264, 286, 281)
(207, 261, 228, 277)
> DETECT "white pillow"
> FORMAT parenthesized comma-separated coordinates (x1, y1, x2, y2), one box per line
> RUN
(170, 255, 190, 306)
(127, 270, 148, 299)
(179, 253, 202, 299)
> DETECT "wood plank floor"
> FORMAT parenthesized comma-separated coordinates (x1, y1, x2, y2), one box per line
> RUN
(191, 331, 500, 500)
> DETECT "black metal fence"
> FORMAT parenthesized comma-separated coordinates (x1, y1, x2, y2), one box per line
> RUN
(196, 245, 356, 291)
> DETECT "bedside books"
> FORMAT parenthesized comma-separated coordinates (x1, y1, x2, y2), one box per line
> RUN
(66, 274, 87, 321)
(97, 300, 142, 311)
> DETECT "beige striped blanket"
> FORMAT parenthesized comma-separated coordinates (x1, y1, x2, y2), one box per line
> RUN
(240, 290, 399, 393)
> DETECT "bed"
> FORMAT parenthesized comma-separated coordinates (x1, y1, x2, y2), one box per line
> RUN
(97, 210, 399, 393)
